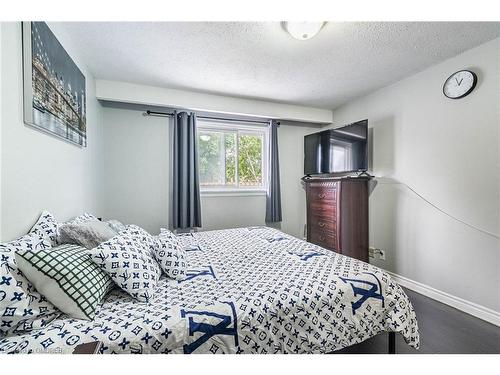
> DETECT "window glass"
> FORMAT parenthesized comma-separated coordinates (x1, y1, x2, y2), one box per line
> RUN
(197, 121, 267, 191)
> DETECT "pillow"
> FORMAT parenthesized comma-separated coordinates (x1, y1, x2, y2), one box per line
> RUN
(15, 244, 114, 320)
(56, 212, 99, 245)
(87, 226, 161, 302)
(67, 213, 99, 225)
(106, 219, 127, 233)
(29, 211, 58, 246)
(58, 221, 117, 249)
(155, 229, 187, 280)
(129, 225, 158, 249)
(0, 234, 60, 336)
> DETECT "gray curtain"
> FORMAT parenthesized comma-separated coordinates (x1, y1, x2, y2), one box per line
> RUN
(172, 111, 202, 229)
(265, 120, 282, 223)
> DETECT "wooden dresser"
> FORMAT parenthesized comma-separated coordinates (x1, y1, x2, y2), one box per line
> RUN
(304, 177, 370, 262)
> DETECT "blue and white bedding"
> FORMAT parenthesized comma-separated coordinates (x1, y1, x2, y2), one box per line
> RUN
(0, 227, 419, 354)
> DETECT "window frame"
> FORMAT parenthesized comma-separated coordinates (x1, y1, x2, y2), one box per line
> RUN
(197, 119, 269, 195)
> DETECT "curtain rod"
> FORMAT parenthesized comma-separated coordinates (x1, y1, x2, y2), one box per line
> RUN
(144, 110, 277, 125)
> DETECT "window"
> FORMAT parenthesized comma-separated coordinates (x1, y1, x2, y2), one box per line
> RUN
(197, 119, 268, 192)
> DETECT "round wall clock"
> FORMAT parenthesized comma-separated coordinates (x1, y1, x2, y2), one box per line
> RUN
(443, 70, 477, 99)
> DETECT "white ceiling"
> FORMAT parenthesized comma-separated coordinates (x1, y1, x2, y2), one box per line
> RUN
(58, 22, 500, 109)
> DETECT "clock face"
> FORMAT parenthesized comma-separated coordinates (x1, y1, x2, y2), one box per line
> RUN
(443, 70, 477, 99)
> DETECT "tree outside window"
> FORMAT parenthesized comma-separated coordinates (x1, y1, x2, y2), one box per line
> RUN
(197, 120, 267, 190)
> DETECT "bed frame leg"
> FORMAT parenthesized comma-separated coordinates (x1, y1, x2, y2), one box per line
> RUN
(388, 332, 396, 354)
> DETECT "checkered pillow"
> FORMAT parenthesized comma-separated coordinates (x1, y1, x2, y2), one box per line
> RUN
(87, 226, 161, 302)
(15, 244, 114, 320)
(155, 229, 187, 280)
(29, 211, 58, 246)
(0, 233, 60, 336)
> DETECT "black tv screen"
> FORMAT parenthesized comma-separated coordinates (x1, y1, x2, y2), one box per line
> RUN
(304, 120, 368, 175)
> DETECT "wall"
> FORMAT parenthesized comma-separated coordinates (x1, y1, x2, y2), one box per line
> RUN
(100, 103, 319, 238)
(96, 79, 333, 124)
(0, 22, 103, 241)
(0, 23, 3, 241)
(328, 38, 500, 313)
(100, 105, 169, 234)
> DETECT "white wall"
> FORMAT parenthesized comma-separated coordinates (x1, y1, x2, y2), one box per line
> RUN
(100, 103, 318, 238)
(329, 38, 500, 312)
(277, 122, 317, 237)
(0, 22, 103, 241)
(200, 194, 266, 232)
(96, 79, 333, 124)
(100, 105, 169, 234)
(0, 23, 3, 241)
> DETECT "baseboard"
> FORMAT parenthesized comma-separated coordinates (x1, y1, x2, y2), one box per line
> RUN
(388, 271, 500, 327)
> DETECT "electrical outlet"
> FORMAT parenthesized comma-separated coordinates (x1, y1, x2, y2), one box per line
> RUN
(368, 247, 385, 260)
(379, 249, 386, 261)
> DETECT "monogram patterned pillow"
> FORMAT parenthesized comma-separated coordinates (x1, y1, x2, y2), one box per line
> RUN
(0, 234, 60, 337)
(127, 225, 158, 252)
(155, 229, 187, 280)
(87, 226, 161, 302)
(29, 211, 58, 246)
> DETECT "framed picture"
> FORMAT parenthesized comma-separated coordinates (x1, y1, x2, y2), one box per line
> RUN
(22, 22, 87, 147)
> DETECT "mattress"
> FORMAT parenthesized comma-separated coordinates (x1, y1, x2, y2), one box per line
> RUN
(0, 227, 419, 354)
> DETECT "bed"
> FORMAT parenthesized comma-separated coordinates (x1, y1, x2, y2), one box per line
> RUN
(0, 227, 419, 354)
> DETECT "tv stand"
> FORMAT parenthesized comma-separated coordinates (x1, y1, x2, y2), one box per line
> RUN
(304, 176, 370, 262)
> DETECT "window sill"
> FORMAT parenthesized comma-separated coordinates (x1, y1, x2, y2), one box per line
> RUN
(201, 189, 267, 197)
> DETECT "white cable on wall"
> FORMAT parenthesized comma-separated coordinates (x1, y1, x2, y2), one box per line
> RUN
(375, 179, 500, 240)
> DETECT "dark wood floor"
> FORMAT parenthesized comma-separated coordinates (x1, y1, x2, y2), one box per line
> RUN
(336, 288, 500, 354)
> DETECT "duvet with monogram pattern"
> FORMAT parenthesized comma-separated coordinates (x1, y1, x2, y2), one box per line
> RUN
(0, 227, 419, 354)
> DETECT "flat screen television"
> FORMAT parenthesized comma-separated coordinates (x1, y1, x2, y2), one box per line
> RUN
(304, 119, 368, 175)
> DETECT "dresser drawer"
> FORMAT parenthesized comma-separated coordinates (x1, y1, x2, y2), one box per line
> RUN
(308, 216, 335, 232)
(309, 201, 336, 219)
(309, 227, 337, 249)
(308, 186, 337, 202)
(305, 178, 369, 261)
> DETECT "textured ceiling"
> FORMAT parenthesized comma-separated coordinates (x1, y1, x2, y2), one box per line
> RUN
(57, 22, 500, 109)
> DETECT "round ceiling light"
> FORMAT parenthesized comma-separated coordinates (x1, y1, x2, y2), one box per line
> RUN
(283, 22, 326, 41)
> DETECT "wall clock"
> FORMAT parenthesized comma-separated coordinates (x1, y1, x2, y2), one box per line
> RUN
(443, 70, 477, 99)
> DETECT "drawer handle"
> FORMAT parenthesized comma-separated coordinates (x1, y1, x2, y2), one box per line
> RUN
(319, 235, 326, 241)
(318, 222, 326, 228)
(318, 193, 326, 199)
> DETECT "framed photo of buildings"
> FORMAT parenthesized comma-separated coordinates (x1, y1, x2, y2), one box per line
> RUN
(22, 22, 87, 147)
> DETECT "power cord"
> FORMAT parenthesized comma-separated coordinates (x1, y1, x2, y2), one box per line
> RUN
(375, 179, 500, 240)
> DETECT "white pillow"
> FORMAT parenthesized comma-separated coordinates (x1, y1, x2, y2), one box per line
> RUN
(155, 229, 187, 280)
(29, 211, 58, 246)
(87, 225, 161, 302)
(0, 234, 60, 336)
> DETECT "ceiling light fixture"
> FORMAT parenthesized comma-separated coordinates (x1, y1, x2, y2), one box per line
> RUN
(283, 22, 326, 41)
